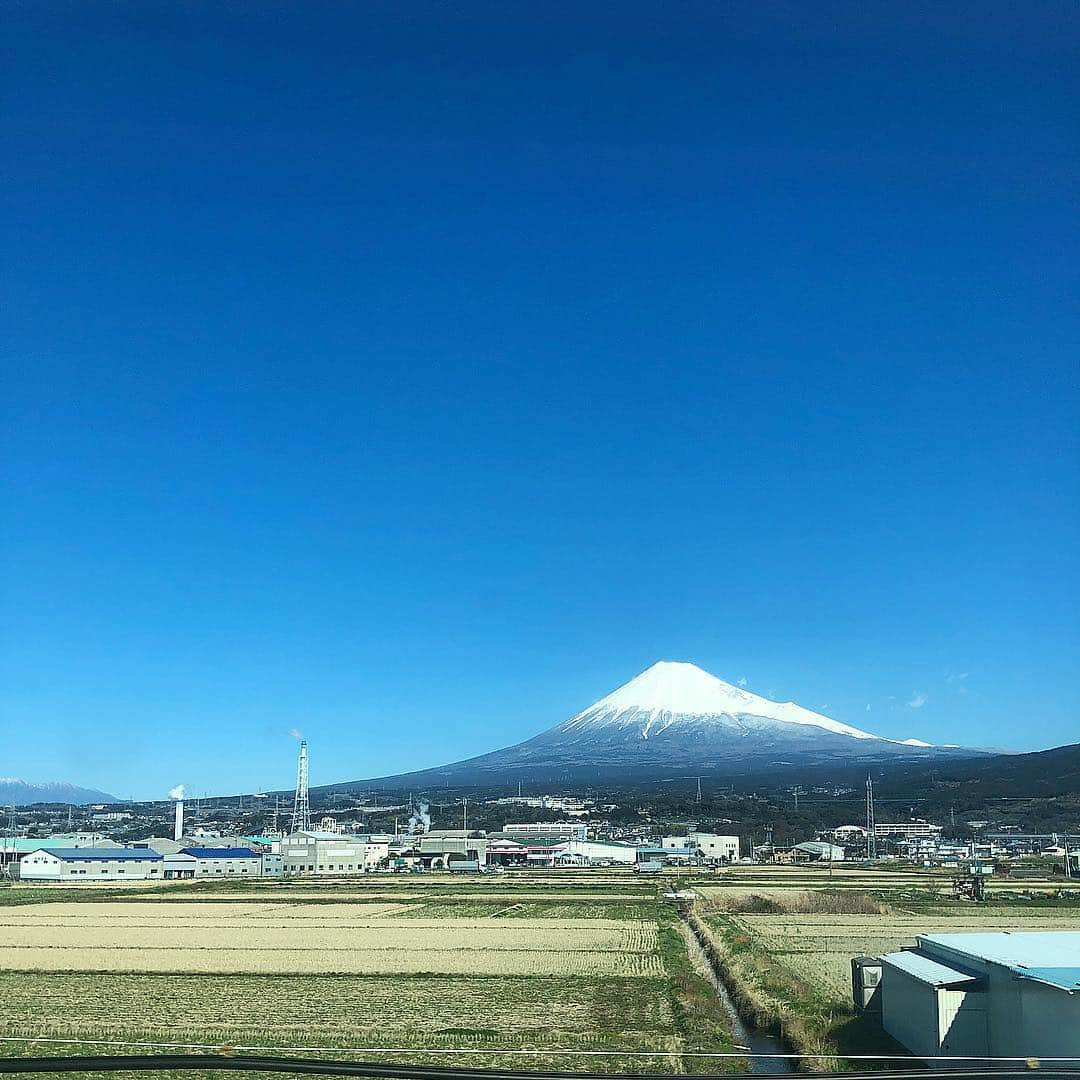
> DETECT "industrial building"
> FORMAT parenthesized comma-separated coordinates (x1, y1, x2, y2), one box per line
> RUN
(162, 852, 196, 878)
(874, 932, 1080, 1063)
(19, 847, 163, 881)
(500, 823, 587, 840)
(874, 821, 943, 839)
(281, 833, 389, 874)
(131, 837, 185, 855)
(261, 852, 284, 876)
(179, 847, 262, 876)
(692, 833, 740, 862)
(417, 836, 486, 868)
(661, 832, 740, 863)
(793, 841, 844, 861)
(484, 838, 529, 866)
(556, 839, 637, 865)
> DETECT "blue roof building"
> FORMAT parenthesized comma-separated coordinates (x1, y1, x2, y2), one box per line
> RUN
(179, 847, 262, 876)
(879, 931, 1080, 1063)
(180, 847, 259, 859)
(19, 846, 162, 882)
(42, 848, 161, 861)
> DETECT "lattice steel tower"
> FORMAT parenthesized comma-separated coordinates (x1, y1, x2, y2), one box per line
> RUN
(865, 772, 877, 860)
(290, 740, 311, 834)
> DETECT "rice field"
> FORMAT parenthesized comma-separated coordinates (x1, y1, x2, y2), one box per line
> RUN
(0, 970, 680, 1042)
(0, 886, 739, 1074)
(0, 900, 661, 975)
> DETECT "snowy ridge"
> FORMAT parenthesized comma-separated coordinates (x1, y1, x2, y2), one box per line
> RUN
(0, 778, 119, 806)
(562, 661, 925, 744)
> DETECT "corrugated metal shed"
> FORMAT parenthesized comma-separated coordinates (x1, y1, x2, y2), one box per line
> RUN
(920, 932, 1080, 993)
(881, 950, 982, 987)
(3, 837, 121, 852)
(1012, 967, 1080, 992)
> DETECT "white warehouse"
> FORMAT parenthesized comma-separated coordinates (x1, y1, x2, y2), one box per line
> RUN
(661, 833, 740, 862)
(179, 847, 262, 876)
(20, 848, 163, 881)
(879, 932, 1080, 1063)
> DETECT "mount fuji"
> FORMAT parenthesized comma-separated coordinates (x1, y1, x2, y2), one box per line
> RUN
(339, 661, 980, 788)
(0, 778, 119, 806)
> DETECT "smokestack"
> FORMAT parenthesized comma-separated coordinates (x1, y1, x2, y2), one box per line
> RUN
(169, 784, 186, 842)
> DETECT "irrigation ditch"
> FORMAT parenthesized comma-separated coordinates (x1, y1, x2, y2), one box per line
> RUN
(679, 906, 793, 1075)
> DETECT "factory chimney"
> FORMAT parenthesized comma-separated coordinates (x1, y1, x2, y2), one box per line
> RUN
(169, 784, 186, 841)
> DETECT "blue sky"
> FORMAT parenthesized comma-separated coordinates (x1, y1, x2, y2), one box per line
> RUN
(3, 3, 1077, 799)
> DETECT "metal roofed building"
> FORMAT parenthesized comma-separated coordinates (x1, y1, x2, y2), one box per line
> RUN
(19, 847, 163, 881)
(501, 822, 587, 841)
(179, 847, 263, 877)
(0, 834, 121, 867)
(558, 839, 637, 865)
(793, 840, 845, 862)
(878, 931, 1080, 1064)
(281, 834, 390, 875)
(131, 837, 185, 855)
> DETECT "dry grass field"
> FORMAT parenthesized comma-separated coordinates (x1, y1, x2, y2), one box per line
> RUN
(0, 900, 661, 975)
(696, 882, 1080, 1070)
(726, 910, 1080, 1001)
(0, 884, 738, 1075)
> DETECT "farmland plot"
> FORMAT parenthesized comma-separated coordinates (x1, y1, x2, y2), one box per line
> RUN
(730, 911, 1080, 1002)
(0, 902, 660, 976)
(0, 889, 738, 1075)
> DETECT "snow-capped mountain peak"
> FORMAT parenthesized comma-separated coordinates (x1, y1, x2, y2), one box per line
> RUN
(563, 660, 882, 741)
(0, 778, 119, 806)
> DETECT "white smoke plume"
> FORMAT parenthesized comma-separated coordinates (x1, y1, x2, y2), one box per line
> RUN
(168, 784, 185, 800)
(408, 800, 431, 834)
(288, 727, 303, 740)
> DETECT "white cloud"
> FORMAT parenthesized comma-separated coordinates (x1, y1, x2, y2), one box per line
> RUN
(945, 671, 969, 684)
(907, 692, 927, 709)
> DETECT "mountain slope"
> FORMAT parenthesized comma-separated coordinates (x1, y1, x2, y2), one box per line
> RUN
(332, 660, 982, 789)
(0, 778, 119, 806)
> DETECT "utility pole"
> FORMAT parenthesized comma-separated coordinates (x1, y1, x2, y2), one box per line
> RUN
(865, 773, 877, 861)
(462, 798, 468, 832)
(695, 777, 702, 804)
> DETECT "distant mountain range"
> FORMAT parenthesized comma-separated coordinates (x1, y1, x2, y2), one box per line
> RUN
(328, 660, 986, 790)
(0, 778, 118, 806)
